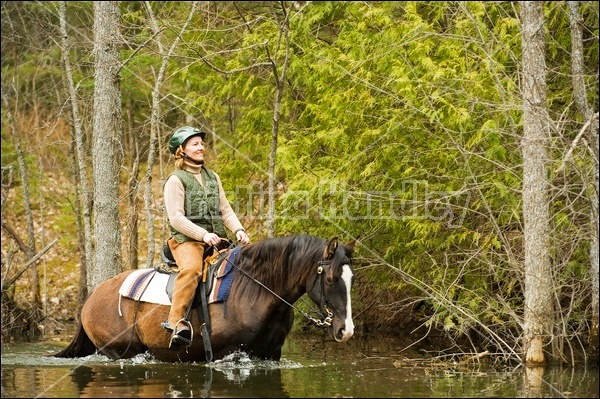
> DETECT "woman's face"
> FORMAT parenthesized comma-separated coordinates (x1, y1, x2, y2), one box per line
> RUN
(183, 136, 205, 164)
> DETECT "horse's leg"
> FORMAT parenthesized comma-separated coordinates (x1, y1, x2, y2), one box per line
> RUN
(207, 301, 294, 361)
(132, 302, 214, 363)
(250, 307, 295, 360)
(81, 271, 146, 360)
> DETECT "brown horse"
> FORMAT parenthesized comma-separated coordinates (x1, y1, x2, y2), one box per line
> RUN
(53, 235, 355, 363)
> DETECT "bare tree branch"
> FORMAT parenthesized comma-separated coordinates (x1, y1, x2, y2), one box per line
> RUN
(1, 220, 29, 256)
(2, 239, 58, 291)
(555, 112, 599, 174)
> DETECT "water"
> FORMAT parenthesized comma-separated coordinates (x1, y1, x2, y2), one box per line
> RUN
(1, 334, 598, 398)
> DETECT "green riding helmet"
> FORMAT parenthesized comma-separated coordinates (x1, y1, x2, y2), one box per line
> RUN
(168, 126, 206, 154)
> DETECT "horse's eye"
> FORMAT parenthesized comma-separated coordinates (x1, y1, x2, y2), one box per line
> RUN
(326, 276, 333, 285)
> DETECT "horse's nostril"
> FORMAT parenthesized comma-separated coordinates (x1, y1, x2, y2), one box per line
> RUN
(335, 326, 354, 343)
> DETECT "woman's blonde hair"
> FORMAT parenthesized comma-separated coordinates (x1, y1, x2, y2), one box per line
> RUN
(174, 146, 185, 169)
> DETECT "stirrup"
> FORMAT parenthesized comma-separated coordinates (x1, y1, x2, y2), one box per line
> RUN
(168, 319, 193, 349)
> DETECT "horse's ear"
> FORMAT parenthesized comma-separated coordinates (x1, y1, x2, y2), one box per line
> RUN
(323, 237, 338, 259)
(345, 240, 357, 254)
(345, 235, 360, 254)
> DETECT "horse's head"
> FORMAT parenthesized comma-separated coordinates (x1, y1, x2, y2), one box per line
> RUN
(308, 237, 356, 343)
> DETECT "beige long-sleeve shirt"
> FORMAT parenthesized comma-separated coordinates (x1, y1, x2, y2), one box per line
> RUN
(164, 161, 244, 242)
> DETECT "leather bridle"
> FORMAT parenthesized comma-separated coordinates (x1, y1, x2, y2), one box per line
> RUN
(311, 256, 352, 327)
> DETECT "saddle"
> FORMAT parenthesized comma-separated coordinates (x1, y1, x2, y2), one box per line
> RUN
(155, 240, 234, 307)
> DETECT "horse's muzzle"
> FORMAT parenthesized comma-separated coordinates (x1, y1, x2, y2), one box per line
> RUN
(332, 319, 354, 343)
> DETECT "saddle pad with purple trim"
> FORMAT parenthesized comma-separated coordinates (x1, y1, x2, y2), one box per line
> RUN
(208, 246, 240, 303)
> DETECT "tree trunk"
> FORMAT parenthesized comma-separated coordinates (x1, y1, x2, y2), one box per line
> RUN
(1, 90, 42, 340)
(90, 1, 123, 291)
(126, 134, 140, 271)
(520, 1, 554, 366)
(142, 1, 196, 266)
(60, 1, 91, 305)
(17, 119, 41, 337)
(267, 4, 290, 238)
(568, 1, 599, 358)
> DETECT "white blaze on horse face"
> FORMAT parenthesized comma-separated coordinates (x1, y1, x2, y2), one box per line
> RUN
(340, 264, 355, 341)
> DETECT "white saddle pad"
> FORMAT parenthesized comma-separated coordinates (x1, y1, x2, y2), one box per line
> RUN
(118, 268, 172, 306)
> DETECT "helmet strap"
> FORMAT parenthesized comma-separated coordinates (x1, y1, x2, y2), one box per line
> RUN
(181, 152, 204, 165)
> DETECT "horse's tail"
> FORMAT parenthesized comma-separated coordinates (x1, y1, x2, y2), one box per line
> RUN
(50, 319, 97, 358)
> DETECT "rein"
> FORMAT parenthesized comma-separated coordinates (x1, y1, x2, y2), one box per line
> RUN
(222, 241, 345, 328)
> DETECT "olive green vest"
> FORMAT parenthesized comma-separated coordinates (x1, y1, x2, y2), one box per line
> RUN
(168, 167, 227, 243)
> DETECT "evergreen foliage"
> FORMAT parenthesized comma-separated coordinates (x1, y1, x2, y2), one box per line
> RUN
(1, 1, 598, 362)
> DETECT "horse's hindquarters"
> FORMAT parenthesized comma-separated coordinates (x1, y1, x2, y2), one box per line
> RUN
(81, 271, 146, 359)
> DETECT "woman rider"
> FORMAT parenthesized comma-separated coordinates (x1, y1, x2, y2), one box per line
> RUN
(162, 126, 250, 348)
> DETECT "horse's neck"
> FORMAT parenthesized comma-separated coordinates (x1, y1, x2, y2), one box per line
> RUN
(241, 260, 311, 305)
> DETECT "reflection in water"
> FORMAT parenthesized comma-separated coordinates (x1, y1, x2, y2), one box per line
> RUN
(69, 352, 290, 398)
(1, 338, 598, 398)
(525, 366, 546, 396)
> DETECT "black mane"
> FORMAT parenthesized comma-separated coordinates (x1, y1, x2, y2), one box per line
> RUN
(230, 235, 327, 302)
